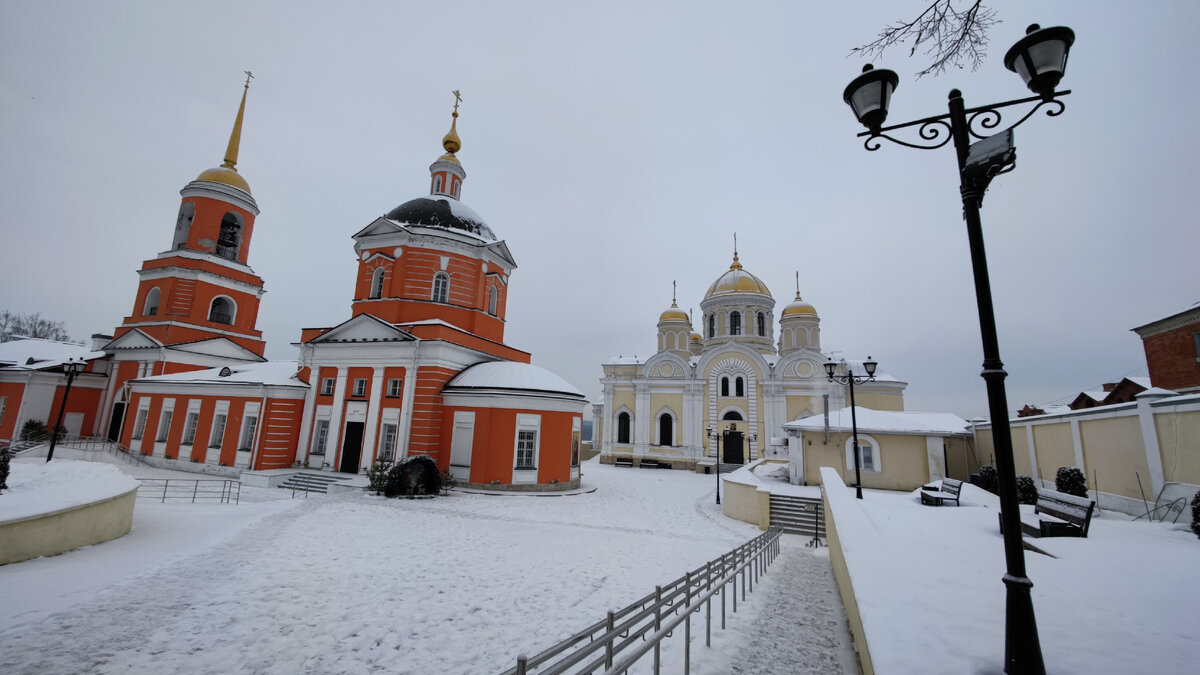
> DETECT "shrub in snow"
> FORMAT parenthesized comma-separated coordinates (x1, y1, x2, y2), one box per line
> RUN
(977, 465, 999, 494)
(366, 459, 393, 495)
(0, 446, 11, 493)
(20, 419, 48, 441)
(1055, 467, 1088, 498)
(1016, 475, 1038, 505)
(439, 467, 457, 495)
(384, 455, 442, 498)
(1191, 490, 1200, 540)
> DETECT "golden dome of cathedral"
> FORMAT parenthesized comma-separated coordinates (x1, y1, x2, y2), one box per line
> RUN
(705, 252, 771, 298)
(781, 292, 818, 317)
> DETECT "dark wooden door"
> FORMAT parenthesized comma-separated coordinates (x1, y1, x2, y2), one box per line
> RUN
(340, 421, 364, 473)
(107, 403, 125, 441)
(723, 431, 744, 464)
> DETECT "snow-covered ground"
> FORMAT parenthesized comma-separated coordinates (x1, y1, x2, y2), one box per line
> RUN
(0, 455, 854, 674)
(823, 469, 1200, 675)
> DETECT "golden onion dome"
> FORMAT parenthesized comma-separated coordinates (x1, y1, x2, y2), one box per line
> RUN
(781, 291, 818, 317)
(659, 302, 689, 323)
(704, 252, 771, 298)
(196, 166, 251, 193)
(690, 332, 702, 343)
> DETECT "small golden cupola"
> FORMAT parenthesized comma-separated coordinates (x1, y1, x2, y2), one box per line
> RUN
(779, 272, 821, 354)
(195, 72, 253, 194)
(657, 282, 692, 354)
(429, 90, 467, 199)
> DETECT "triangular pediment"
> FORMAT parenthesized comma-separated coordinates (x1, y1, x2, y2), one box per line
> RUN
(353, 217, 406, 239)
(167, 337, 266, 362)
(487, 240, 517, 268)
(309, 314, 416, 344)
(104, 329, 164, 351)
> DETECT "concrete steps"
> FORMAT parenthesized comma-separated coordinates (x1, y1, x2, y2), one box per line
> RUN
(277, 472, 352, 494)
(769, 494, 826, 537)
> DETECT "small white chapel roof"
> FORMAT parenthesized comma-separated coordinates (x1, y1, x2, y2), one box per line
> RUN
(0, 338, 105, 370)
(446, 361, 585, 397)
(134, 360, 306, 387)
(784, 406, 971, 437)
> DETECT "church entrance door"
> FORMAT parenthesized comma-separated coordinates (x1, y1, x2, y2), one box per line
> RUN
(107, 403, 125, 441)
(340, 422, 364, 473)
(723, 430, 744, 464)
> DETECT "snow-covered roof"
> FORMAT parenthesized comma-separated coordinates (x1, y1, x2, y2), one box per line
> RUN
(785, 406, 971, 436)
(604, 355, 644, 365)
(0, 338, 104, 371)
(1126, 376, 1152, 389)
(445, 361, 584, 397)
(1080, 391, 1107, 402)
(134, 360, 306, 387)
(385, 195, 496, 242)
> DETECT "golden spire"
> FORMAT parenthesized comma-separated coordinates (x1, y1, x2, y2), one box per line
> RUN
(795, 271, 803, 300)
(671, 280, 678, 307)
(221, 71, 252, 171)
(441, 90, 462, 159)
(730, 233, 742, 270)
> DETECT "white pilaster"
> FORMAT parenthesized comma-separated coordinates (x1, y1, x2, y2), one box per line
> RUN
(926, 436, 946, 482)
(323, 368, 347, 470)
(634, 382, 650, 455)
(1069, 418, 1086, 474)
(1136, 392, 1169, 495)
(360, 367, 386, 471)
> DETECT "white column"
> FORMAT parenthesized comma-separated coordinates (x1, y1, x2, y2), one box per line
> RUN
(322, 368, 347, 470)
(634, 382, 650, 455)
(1136, 391, 1170, 495)
(1026, 425, 1040, 483)
(397, 366, 419, 460)
(1069, 418, 1086, 473)
(360, 367, 386, 471)
(926, 436, 946, 482)
(788, 433, 805, 485)
(297, 367, 319, 467)
(601, 382, 614, 456)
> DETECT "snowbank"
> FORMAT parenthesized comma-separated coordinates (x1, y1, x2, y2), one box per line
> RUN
(3, 459, 139, 522)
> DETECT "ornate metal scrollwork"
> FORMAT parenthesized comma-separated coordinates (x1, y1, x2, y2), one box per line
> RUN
(863, 119, 954, 152)
(966, 98, 1067, 140)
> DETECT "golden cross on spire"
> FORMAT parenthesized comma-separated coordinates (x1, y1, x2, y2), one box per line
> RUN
(244, 70, 254, 87)
(672, 280, 677, 305)
(452, 90, 462, 114)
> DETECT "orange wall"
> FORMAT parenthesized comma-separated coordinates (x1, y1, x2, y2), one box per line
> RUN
(180, 195, 257, 265)
(0, 381, 26, 440)
(440, 406, 582, 485)
(46, 383, 104, 437)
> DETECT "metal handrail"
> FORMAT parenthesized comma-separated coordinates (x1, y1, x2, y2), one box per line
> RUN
(503, 527, 782, 675)
(137, 478, 241, 504)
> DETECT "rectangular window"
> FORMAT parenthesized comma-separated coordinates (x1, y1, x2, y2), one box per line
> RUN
(380, 423, 398, 461)
(239, 416, 258, 451)
(1194, 332, 1200, 358)
(387, 378, 403, 397)
(858, 443, 875, 472)
(571, 431, 580, 467)
(181, 412, 200, 445)
(0, 395, 6, 425)
(209, 414, 227, 448)
(321, 378, 335, 396)
(516, 430, 537, 469)
(311, 419, 329, 455)
(132, 409, 149, 439)
(353, 378, 367, 397)
(156, 410, 172, 442)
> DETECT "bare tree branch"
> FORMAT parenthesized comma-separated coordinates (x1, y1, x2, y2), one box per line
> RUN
(850, 0, 998, 78)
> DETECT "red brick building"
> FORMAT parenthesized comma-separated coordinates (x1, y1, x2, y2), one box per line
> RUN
(1133, 305, 1200, 393)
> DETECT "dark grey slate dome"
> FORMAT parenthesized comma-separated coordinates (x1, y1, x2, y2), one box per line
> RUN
(385, 196, 496, 241)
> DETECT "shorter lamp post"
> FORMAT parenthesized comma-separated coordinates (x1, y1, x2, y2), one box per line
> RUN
(46, 357, 87, 463)
(706, 426, 721, 504)
(823, 357, 877, 499)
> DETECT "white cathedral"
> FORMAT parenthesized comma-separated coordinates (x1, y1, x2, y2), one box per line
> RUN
(595, 251, 907, 470)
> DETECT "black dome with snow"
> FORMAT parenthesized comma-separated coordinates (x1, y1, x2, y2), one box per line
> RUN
(386, 196, 496, 241)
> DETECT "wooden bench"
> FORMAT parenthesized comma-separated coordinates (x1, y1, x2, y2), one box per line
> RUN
(920, 477, 963, 506)
(613, 457, 634, 467)
(999, 488, 1096, 538)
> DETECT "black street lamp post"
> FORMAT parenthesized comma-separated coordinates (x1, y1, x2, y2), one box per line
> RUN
(823, 357, 877, 500)
(841, 23, 1075, 675)
(706, 426, 721, 505)
(46, 357, 87, 463)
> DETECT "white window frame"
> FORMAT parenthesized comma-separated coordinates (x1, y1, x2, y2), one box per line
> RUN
(132, 407, 149, 440)
(370, 267, 385, 299)
(352, 378, 367, 397)
(387, 378, 403, 397)
(208, 295, 238, 325)
(321, 377, 335, 396)
(655, 407, 677, 447)
(155, 406, 173, 442)
(379, 422, 398, 462)
(845, 433, 882, 473)
(488, 285, 498, 316)
(143, 287, 161, 316)
(311, 417, 330, 456)
(181, 411, 200, 446)
(512, 414, 541, 484)
(432, 272, 450, 303)
(239, 414, 259, 452)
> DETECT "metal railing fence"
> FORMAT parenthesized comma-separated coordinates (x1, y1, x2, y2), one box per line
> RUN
(502, 527, 782, 675)
(137, 478, 241, 504)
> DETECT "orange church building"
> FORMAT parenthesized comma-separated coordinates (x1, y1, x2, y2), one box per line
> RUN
(0, 83, 586, 489)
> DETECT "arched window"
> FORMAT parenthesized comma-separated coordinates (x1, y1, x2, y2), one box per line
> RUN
(730, 312, 741, 336)
(451, 178, 461, 198)
(370, 267, 385, 299)
(757, 312, 766, 336)
(707, 314, 715, 338)
(432, 272, 450, 303)
(735, 376, 745, 397)
(143, 287, 160, 316)
(172, 203, 195, 250)
(722, 410, 744, 421)
(208, 296, 235, 325)
(617, 412, 631, 444)
(721, 377, 730, 397)
(658, 413, 673, 447)
(216, 212, 242, 261)
(846, 435, 881, 473)
(488, 286, 498, 316)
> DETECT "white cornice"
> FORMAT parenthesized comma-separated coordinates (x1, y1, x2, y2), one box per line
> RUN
(138, 264, 265, 296)
(180, 180, 260, 215)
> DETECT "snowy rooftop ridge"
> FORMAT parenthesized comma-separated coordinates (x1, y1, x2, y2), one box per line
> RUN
(785, 406, 971, 436)
(0, 338, 104, 370)
(133, 360, 306, 387)
(446, 361, 585, 397)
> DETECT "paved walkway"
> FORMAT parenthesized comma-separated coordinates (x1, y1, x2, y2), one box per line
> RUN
(729, 537, 860, 674)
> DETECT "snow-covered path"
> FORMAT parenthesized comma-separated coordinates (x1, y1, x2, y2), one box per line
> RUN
(727, 540, 857, 675)
(0, 459, 861, 674)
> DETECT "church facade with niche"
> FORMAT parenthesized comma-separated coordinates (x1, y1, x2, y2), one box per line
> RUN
(595, 254, 907, 473)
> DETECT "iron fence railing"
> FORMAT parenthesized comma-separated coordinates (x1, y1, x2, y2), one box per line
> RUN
(137, 478, 241, 504)
(501, 527, 782, 675)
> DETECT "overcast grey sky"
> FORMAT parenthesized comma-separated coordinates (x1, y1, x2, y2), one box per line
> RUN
(2, 1, 1198, 420)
